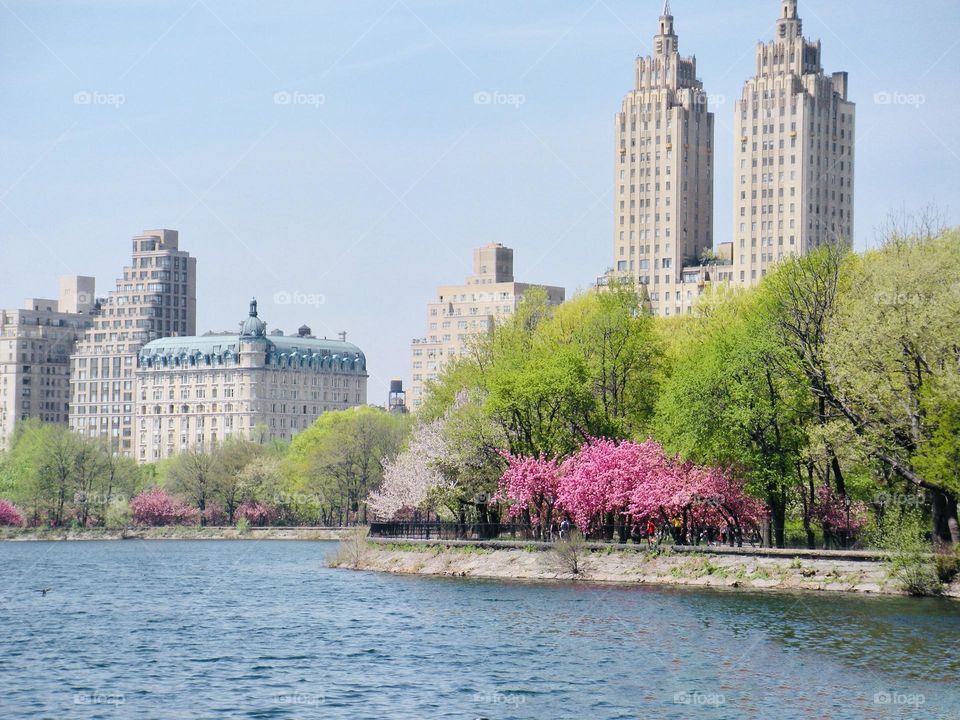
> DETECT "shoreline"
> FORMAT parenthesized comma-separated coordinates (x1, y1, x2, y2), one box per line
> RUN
(0, 526, 355, 542)
(334, 541, 960, 599)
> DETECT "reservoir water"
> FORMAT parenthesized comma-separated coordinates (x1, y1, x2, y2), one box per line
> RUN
(0, 540, 957, 719)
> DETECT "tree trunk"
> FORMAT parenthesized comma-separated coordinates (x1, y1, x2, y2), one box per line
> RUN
(767, 494, 787, 548)
(931, 489, 960, 547)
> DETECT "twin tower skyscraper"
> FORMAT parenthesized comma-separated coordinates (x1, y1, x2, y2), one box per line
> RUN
(610, 0, 855, 316)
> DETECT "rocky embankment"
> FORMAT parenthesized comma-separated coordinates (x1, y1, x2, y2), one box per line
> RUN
(334, 540, 960, 599)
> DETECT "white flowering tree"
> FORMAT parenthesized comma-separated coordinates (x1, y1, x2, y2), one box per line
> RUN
(366, 417, 448, 519)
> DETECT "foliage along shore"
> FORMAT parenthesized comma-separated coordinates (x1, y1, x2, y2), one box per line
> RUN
(0, 526, 356, 542)
(330, 540, 960, 599)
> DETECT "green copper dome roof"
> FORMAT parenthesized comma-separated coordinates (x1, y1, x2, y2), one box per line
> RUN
(240, 298, 267, 338)
(137, 300, 366, 373)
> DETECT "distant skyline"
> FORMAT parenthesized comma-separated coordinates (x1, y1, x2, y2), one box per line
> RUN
(2, 0, 958, 401)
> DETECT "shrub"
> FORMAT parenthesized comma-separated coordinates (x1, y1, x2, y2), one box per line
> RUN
(545, 530, 591, 577)
(870, 513, 942, 596)
(235, 517, 251, 534)
(934, 547, 960, 585)
(0, 499, 24, 527)
(327, 527, 371, 569)
(104, 500, 132, 530)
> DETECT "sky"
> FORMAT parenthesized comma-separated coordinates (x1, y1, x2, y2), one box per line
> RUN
(1, 0, 958, 402)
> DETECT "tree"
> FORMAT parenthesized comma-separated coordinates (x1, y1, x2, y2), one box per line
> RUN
(130, 487, 198, 526)
(165, 449, 217, 525)
(366, 416, 447, 519)
(212, 439, 266, 523)
(823, 227, 960, 545)
(286, 406, 411, 525)
(0, 500, 24, 527)
(556, 438, 670, 540)
(654, 289, 810, 547)
(495, 453, 560, 539)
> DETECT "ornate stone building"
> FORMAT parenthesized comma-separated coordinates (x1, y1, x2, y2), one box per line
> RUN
(134, 300, 367, 462)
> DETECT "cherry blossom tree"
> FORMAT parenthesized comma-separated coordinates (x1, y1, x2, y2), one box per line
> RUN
(498, 438, 765, 545)
(556, 439, 671, 539)
(494, 453, 560, 538)
(367, 417, 448, 519)
(130, 488, 199, 527)
(811, 485, 868, 545)
(0, 499, 24, 527)
(235, 501, 276, 526)
(202, 502, 227, 526)
(628, 462, 766, 545)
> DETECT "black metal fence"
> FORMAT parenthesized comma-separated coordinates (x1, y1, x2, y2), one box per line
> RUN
(369, 521, 540, 541)
(367, 521, 868, 550)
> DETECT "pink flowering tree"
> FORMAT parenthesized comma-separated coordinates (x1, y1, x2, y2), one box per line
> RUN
(202, 502, 227, 526)
(811, 486, 868, 546)
(130, 488, 200, 527)
(235, 501, 276, 526)
(628, 462, 766, 546)
(495, 453, 560, 538)
(0, 499, 25, 527)
(556, 439, 672, 540)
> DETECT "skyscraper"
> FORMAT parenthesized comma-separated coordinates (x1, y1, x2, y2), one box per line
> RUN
(69, 229, 196, 455)
(731, 0, 855, 284)
(611, 1, 714, 317)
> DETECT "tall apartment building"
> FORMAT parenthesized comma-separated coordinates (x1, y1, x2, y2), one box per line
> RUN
(611, 1, 714, 317)
(732, 0, 855, 284)
(409, 243, 565, 409)
(0, 277, 96, 449)
(70, 229, 197, 456)
(134, 300, 367, 462)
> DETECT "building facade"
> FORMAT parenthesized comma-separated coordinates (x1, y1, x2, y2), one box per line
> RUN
(0, 277, 96, 449)
(409, 243, 565, 409)
(70, 229, 197, 456)
(611, 1, 715, 317)
(134, 300, 367, 462)
(731, 0, 855, 284)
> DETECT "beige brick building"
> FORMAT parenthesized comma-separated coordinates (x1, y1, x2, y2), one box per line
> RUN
(70, 229, 197, 455)
(409, 243, 564, 409)
(0, 277, 96, 449)
(134, 300, 367, 462)
(610, 1, 715, 317)
(731, 0, 855, 284)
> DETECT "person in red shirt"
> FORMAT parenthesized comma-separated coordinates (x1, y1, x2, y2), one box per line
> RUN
(645, 519, 656, 546)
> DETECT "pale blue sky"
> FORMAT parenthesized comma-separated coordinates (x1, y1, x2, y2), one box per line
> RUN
(2, 0, 958, 401)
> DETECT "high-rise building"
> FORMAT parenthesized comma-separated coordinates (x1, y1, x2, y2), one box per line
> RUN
(731, 0, 855, 284)
(611, 1, 714, 317)
(409, 243, 565, 409)
(70, 229, 197, 455)
(134, 301, 367, 462)
(0, 277, 96, 449)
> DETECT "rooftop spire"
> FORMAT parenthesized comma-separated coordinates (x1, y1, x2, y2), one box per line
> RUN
(776, 0, 802, 40)
(249, 298, 258, 317)
(655, 0, 677, 54)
